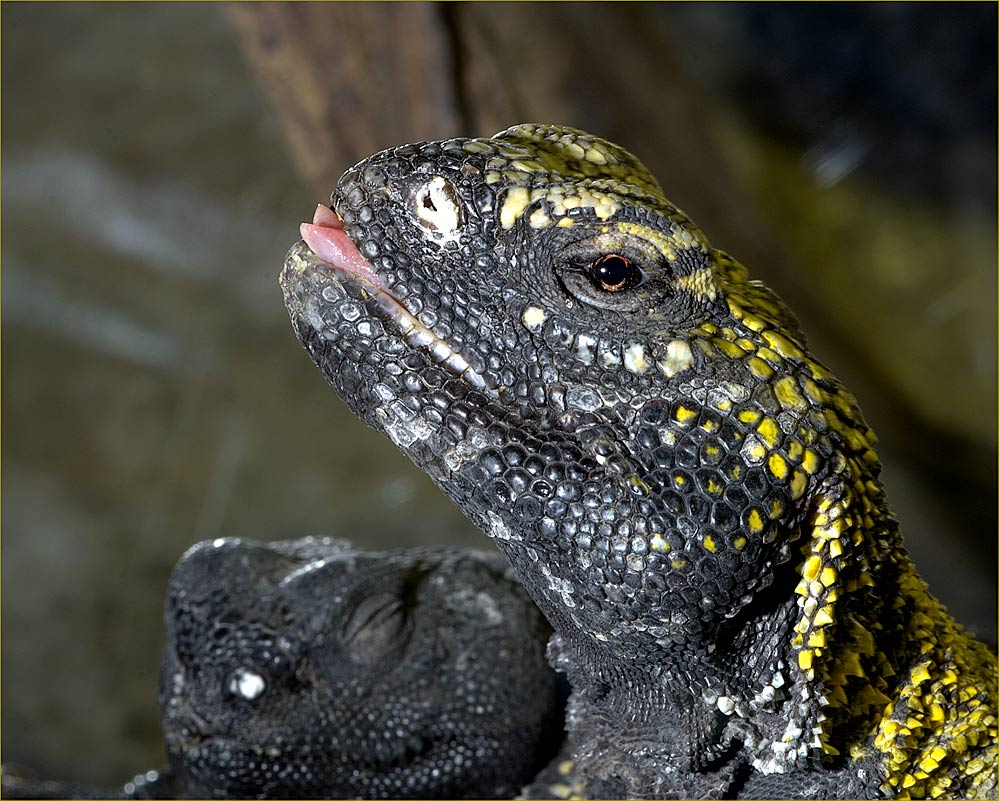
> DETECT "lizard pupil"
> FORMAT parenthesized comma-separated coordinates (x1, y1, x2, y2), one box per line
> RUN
(591, 254, 640, 292)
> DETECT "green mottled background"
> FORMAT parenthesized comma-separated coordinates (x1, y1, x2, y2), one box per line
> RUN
(3, 2, 995, 786)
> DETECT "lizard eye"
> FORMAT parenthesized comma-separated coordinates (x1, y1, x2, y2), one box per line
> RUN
(412, 176, 462, 239)
(590, 254, 643, 292)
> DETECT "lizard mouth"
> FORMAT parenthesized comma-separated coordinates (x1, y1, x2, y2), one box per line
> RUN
(294, 205, 493, 394)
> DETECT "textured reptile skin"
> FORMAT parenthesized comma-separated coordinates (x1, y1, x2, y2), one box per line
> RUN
(160, 536, 560, 799)
(281, 124, 997, 799)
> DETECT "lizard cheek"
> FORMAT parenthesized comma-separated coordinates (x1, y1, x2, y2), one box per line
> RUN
(412, 176, 463, 240)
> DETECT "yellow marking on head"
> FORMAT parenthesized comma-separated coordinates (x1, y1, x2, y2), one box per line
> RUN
(650, 534, 671, 553)
(510, 158, 545, 173)
(808, 630, 826, 648)
(790, 469, 808, 500)
(747, 356, 774, 380)
(675, 405, 697, 424)
(757, 418, 780, 448)
(529, 207, 552, 228)
(500, 186, 531, 228)
(768, 452, 789, 480)
(762, 330, 804, 360)
(462, 140, 494, 155)
(675, 268, 717, 299)
(801, 449, 820, 475)
(813, 607, 834, 627)
(801, 377, 824, 404)
(775, 376, 808, 410)
(713, 338, 746, 359)
(627, 475, 650, 496)
(613, 221, 693, 267)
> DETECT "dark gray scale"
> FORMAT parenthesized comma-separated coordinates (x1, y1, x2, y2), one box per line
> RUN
(3, 537, 564, 800)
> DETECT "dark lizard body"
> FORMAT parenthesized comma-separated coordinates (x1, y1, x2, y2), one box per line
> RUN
(3, 536, 562, 800)
(280, 124, 997, 799)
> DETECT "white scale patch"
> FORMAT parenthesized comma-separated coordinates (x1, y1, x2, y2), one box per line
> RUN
(443, 426, 489, 472)
(657, 339, 693, 378)
(575, 333, 597, 365)
(377, 407, 435, 449)
(716, 695, 735, 715)
(281, 558, 331, 586)
(486, 511, 521, 542)
(522, 305, 547, 332)
(414, 176, 462, 243)
(600, 345, 621, 367)
(623, 342, 649, 373)
(540, 561, 576, 609)
(229, 667, 266, 701)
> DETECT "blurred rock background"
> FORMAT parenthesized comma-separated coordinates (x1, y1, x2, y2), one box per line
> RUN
(3, 2, 995, 786)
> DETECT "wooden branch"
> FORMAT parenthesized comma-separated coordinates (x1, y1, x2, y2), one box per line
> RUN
(227, 2, 461, 197)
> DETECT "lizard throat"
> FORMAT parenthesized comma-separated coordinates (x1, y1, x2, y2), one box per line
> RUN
(294, 205, 494, 395)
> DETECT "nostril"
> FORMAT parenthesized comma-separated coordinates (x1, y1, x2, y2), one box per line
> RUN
(411, 176, 462, 241)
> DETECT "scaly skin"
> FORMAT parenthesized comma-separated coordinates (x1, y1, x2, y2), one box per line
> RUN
(280, 124, 997, 799)
(161, 536, 560, 799)
(2, 537, 561, 800)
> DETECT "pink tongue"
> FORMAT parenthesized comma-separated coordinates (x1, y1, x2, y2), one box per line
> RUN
(300, 221, 385, 288)
(312, 204, 343, 228)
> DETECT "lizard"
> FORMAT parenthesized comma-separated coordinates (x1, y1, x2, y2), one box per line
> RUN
(2, 535, 563, 800)
(280, 123, 997, 799)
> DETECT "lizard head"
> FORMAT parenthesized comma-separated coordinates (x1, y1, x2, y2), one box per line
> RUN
(161, 536, 559, 798)
(281, 125, 745, 434)
(281, 124, 822, 675)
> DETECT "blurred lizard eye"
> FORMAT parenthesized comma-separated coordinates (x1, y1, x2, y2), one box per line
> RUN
(590, 254, 643, 292)
(412, 176, 462, 238)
